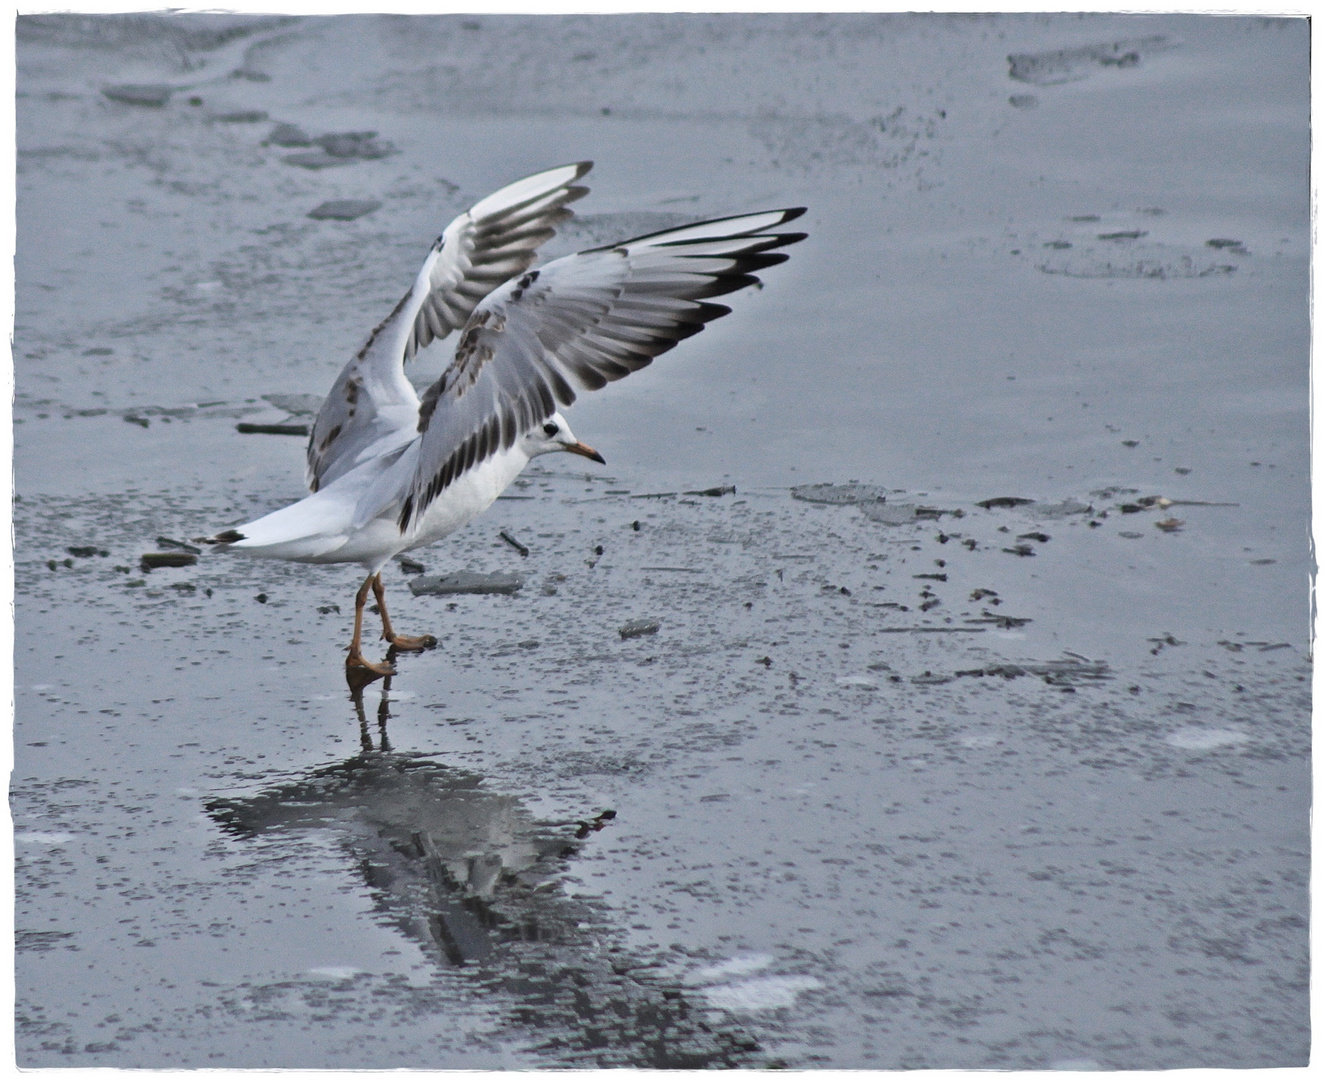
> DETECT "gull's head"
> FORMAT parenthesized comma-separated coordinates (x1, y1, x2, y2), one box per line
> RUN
(525, 412, 605, 464)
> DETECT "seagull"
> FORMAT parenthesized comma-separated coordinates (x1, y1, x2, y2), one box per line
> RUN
(203, 162, 806, 678)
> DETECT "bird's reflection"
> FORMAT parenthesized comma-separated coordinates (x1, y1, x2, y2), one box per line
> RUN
(204, 679, 761, 1067)
(354, 670, 393, 753)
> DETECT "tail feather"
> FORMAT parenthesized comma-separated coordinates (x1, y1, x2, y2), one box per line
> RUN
(197, 484, 359, 561)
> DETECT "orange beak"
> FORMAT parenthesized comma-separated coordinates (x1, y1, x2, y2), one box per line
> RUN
(564, 441, 606, 464)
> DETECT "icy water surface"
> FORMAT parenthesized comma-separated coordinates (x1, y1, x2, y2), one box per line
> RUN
(13, 12, 1309, 1068)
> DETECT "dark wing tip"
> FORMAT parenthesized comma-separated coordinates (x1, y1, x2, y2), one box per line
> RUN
(735, 252, 791, 272)
(693, 301, 733, 321)
(597, 206, 810, 253)
(203, 529, 246, 545)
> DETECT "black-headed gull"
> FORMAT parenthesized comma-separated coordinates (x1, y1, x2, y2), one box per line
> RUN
(203, 162, 806, 678)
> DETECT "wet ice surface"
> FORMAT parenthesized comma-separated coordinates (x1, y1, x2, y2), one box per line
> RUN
(13, 12, 1309, 1070)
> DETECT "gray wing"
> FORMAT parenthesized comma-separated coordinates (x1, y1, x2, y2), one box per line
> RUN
(373, 207, 807, 534)
(305, 161, 593, 492)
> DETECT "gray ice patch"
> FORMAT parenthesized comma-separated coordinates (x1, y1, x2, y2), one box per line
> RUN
(859, 502, 955, 525)
(791, 482, 887, 505)
(1008, 36, 1173, 86)
(308, 199, 382, 221)
(619, 618, 661, 640)
(410, 571, 526, 596)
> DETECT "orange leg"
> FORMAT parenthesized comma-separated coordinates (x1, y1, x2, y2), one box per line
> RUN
(346, 573, 394, 680)
(372, 573, 437, 652)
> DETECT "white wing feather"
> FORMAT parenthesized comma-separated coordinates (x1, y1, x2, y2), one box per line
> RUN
(362, 208, 807, 534)
(304, 161, 592, 492)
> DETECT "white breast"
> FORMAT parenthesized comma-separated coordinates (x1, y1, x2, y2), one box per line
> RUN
(284, 441, 533, 570)
(398, 443, 533, 553)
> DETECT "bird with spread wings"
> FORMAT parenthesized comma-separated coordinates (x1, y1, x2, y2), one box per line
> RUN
(204, 162, 806, 679)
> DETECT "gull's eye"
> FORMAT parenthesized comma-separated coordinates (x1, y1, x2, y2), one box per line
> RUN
(542, 422, 559, 436)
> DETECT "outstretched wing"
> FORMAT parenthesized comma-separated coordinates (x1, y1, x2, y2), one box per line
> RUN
(377, 208, 807, 533)
(305, 161, 593, 492)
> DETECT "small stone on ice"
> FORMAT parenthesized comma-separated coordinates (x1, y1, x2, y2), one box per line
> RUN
(619, 618, 661, 640)
(317, 131, 387, 157)
(308, 200, 382, 221)
(103, 84, 173, 106)
(977, 496, 1035, 509)
(265, 122, 312, 146)
(283, 151, 355, 170)
(140, 552, 197, 570)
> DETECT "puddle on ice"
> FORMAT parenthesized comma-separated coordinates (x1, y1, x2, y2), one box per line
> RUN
(683, 953, 776, 985)
(1165, 728, 1251, 751)
(702, 975, 823, 1013)
(305, 967, 362, 981)
(194, 685, 770, 1067)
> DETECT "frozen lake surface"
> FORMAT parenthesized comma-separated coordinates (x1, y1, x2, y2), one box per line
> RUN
(13, 12, 1309, 1068)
